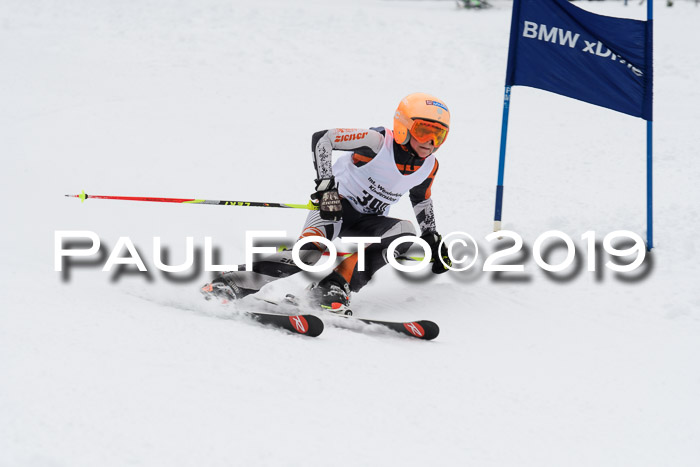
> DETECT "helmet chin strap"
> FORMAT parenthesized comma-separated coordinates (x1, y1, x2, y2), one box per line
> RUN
(401, 140, 418, 157)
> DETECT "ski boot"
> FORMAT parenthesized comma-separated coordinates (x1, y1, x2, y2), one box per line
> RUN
(309, 272, 352, 316)
(201, 273, 247, 304)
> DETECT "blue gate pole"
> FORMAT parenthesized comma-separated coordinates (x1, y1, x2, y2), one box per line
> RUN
(647, 121, 653, 250)
(647, 0, 654, 250)
(494, 86, 512, 232)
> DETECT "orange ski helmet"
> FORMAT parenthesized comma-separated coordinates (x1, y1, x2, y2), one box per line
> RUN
(393, 93, 450, 146)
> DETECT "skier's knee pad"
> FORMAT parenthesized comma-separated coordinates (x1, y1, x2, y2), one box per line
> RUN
(377, 220, 417, 259)
(381, 219, 416, 240)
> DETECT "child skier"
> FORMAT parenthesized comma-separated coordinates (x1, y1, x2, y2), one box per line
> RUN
(202, 92, 452, 313)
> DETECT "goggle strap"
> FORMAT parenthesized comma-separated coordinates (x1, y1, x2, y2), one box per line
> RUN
(395, 111, 414, 130)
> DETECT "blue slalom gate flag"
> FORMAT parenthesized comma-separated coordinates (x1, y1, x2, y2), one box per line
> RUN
(505, 0, 653, 120)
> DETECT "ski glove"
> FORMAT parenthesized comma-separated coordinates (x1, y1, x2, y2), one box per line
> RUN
(421, 232, 451, 274)
(312, 177, 343, 221)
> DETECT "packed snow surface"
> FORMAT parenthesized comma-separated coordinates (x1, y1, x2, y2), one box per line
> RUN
(1, 0, 699, 466)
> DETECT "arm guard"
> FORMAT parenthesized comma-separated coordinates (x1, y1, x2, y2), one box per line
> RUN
(409, 159, 440, 235)
(412, 198, 437, 235)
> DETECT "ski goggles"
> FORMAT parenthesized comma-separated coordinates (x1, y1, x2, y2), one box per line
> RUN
(409, 119, 449, 147)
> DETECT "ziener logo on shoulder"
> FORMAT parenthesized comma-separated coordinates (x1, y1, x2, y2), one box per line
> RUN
(334, 131, 368, 143)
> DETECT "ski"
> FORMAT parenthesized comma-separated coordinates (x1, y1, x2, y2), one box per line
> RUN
(347, 316, 439, 340)
(133, 292, 324, 337)
(258, 295, 440, 341)
(200, 285, 323, 337)
(319, 313, 439, 340)
(246, 311, 324, 337)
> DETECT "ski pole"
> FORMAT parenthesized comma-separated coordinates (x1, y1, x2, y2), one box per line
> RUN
(65, 190, 319, 211)
(311, 248, 424, 262)
(66, 191, 426, 260)
(333, 252, 425, 262)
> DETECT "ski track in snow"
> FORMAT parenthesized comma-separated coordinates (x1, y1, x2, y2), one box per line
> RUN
(1, 0, 699, 466)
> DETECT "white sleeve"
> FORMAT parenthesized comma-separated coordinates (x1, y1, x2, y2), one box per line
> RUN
(312, 128, 385, 180)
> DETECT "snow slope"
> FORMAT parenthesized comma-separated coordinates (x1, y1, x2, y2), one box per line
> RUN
(1, 0, 699, 465)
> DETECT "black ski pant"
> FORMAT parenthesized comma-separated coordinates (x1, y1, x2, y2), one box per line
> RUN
(220, 199, 416, 296)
